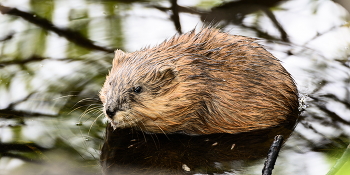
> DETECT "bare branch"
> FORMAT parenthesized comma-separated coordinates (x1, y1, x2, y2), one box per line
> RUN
(0, 93, 56, 119)
(0, 4, 115, 53)
(170, 0, 182, 34)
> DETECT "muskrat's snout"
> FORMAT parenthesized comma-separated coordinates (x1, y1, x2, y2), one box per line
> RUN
(104, 100, 129, 120)
(105, 107, 117, 120)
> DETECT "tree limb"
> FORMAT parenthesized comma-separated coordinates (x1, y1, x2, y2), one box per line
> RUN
(0, 4, 115, 53)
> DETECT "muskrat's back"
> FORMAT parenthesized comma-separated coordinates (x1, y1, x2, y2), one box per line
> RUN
(99, 28, 299, 135)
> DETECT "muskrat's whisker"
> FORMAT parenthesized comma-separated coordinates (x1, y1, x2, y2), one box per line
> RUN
(130, 111, 149, 143)
(79, 105, 101, 118)
(53, 95, 91, 115)
(125, 117, 133, 127)
(153, 122, 168, 139)
(87, 112, 104, 136)
(138, 125, 149, 144)
(123, 120, 128, 129)
(78, 105, 102, 123)
(69, 104, 99, 115)
(125, 112, 141, 127)
(69, 97, 101, 115)
(135, 112, 165, 145)
(126, 115, 141, 134)
(72, 97, 99, 109)
(148, 127, 161, 148)
(149, 110, 169, 140)
(53, 94, 77, 100)
(86, 106, 103, 116)
(69, 105, 85, 114)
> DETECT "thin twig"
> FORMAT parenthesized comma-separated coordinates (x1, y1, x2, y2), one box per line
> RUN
(0, 93, 56, 119)
(170, 0, 182, 34)
(261, 7, 289, 42)
(0, 55, 84, 68)
(262, 135, 284, 175)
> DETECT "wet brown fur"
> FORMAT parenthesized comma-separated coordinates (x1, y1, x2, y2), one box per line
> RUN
(99, 27, 299, 135)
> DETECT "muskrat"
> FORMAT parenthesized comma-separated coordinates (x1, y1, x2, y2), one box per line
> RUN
(99, 27, 299, 135)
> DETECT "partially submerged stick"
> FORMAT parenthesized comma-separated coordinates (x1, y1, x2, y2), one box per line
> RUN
(262, 135, 284, 175)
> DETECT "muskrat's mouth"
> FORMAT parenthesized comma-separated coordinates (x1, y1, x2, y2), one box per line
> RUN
(110, 119, 138, 130)
(110, 121, 119, 130)
(109, 111, 140, 130)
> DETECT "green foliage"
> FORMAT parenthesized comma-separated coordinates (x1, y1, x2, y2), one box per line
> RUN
(196, 0, 222, 10)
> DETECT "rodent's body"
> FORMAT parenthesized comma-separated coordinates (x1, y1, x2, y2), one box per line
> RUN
(99, 28, 299, 135)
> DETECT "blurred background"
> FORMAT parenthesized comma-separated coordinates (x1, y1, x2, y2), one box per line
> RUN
(0, 0, 349, 174)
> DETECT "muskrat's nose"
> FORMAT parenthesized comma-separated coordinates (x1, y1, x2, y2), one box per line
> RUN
(106, 107, 116, 119)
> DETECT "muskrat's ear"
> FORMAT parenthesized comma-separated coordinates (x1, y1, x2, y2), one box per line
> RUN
(113, 49, 126, 65)
(156, 67, 176, 82)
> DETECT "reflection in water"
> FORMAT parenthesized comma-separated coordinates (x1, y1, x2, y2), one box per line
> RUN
(101, 122, 296, 174)
(0, 0, 349, 175)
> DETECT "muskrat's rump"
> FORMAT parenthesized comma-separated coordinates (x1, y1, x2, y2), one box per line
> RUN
(99, 27, 299, 135)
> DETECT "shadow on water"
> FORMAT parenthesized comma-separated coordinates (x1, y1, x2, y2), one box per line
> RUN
(0, 0, 349, 174)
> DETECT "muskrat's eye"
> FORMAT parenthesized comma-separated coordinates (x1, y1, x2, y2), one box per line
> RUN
(133, 86, 143, 93)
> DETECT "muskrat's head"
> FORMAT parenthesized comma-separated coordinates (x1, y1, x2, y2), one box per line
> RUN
(99, 49, 202, 134)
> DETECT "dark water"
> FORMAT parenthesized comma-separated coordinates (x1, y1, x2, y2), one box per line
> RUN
(0, 0, 350, 174)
